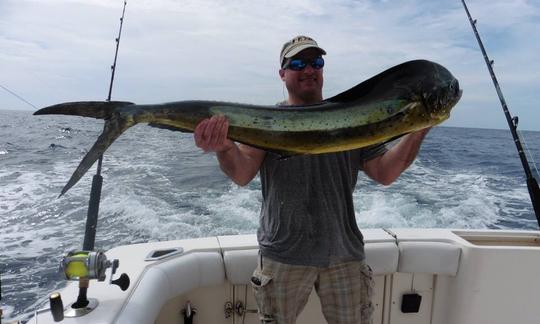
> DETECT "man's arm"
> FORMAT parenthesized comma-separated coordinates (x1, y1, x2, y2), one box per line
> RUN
(362, 128, 431, 185)
(194, 115, 266, 186)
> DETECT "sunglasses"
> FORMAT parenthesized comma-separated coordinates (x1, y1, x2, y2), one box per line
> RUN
(283, 57, 325, 71)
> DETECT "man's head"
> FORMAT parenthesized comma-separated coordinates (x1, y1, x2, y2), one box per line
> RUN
(279, 36, 326, 105)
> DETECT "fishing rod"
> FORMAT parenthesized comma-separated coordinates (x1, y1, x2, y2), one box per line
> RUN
(83, 0, 127, 251)
(461, 0, 540, 228)
(56, 1, 129, 313)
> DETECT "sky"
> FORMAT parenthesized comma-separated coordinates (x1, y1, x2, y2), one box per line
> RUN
(1, 0, 539, 131)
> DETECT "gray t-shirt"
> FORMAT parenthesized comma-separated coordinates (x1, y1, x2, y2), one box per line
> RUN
(257, 145, 387, 267)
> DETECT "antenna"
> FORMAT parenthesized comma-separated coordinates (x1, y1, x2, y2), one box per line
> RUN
(461, 0, 540, 227)
(83, 0, 128, 251)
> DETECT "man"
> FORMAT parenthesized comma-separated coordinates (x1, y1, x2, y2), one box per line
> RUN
(194, 35, 430, 323)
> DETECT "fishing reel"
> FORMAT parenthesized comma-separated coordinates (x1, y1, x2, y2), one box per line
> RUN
(62, 250, 111, 281)
(61, 249, 131, 294)
(62, 250, 130, 291)
(48, 250, 130, 321)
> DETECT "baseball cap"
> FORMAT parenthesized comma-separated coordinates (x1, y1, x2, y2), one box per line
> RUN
(279, 35, 326, 67)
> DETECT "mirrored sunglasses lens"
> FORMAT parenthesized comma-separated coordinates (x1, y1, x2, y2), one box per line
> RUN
(312, 57, 324, 69)
(288, 59, 306, 71)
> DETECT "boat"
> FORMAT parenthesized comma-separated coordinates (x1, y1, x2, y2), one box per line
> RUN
(25, 228, 540, 323)
(13, 2, 540, 323)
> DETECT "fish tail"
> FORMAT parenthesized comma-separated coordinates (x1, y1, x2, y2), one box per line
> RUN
(59, 114, 134, 196)
(34, 101, 135, 119)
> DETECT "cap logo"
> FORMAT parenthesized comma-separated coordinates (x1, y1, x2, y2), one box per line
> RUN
(291, 36, 314, 44)
(280, 35, 325, 67)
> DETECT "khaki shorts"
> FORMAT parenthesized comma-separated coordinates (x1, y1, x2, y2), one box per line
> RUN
(250, 255, 374, 324)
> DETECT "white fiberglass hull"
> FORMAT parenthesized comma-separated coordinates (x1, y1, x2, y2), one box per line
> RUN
(28, 229, 540, 324)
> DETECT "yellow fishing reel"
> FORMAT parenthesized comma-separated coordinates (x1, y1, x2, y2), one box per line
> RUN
(61, 250, 129, 290)
(61, 250, 110, 281)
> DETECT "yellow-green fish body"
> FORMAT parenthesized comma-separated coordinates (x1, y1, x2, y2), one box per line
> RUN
(35, 59, 462, 195)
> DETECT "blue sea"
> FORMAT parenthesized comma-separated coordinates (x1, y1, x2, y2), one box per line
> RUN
(1, 109, 539, 322)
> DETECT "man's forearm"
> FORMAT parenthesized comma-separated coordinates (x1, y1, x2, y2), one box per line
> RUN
(216, 143, 264, 186)
(391, 130, 429, 169)
(371, 128, 430, 185)
(216, 144, 243, 182)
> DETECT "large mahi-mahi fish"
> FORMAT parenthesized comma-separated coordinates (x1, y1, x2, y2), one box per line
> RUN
(35, 59, 462, 195)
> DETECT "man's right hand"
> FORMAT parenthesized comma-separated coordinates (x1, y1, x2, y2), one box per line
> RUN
(193, 115, 266, 186)
(194, 115, 235, 153)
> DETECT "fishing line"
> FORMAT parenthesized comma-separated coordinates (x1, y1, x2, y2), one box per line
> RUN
(0, 84, 38, 109)
(518, 130, 540, 178)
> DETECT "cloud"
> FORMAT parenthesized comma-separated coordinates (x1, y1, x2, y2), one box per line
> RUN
(1, 0, 539, 130)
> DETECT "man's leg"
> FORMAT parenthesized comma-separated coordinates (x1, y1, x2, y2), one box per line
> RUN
(251, 255, 317, 323)
(315, 261, 374, 324)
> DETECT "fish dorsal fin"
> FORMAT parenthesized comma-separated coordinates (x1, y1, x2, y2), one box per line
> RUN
(326, 60, 432, 103)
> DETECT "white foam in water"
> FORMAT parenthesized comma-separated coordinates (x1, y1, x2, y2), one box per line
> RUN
(203, 183, 261, 234)
(97, 180, 261, 243)
(0, 168, 85, 256)
(1, 305, 15, 320)
(356, 190, 421, 228)
(98, 188, 181, 241)
(0, 169, 46, 214)
(354, 161, 518, 229)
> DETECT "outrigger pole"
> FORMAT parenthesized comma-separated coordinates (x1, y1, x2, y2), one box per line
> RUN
(461, 0, 540, 227)
(83, 0, 128, 251)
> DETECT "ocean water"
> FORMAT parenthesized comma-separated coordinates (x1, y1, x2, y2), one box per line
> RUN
(1, 109, 539, 322)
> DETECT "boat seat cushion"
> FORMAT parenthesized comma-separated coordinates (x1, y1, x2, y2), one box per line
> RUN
(223, 242, 399, 284)
(398, 241, 461, 276)
(223, 249, 259, 285)
(364, 242, 399, 275)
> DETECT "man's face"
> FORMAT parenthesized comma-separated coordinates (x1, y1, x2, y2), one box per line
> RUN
(279, 48, 324, 105)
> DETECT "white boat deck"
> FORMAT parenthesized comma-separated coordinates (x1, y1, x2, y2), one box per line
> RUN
(28, 229, 540, 324)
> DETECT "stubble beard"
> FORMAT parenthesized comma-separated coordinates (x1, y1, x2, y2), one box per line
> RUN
(287, 80, 323, 105)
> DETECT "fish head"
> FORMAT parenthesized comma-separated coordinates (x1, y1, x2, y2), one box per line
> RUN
(419, 64, 462, 123)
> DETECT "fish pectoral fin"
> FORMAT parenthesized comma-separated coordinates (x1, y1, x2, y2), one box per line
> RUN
(148, 123, 192, 133)
(230, 138, 298, 158)
(380, 133, 408, 146)
(276, 154, 296, 161)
